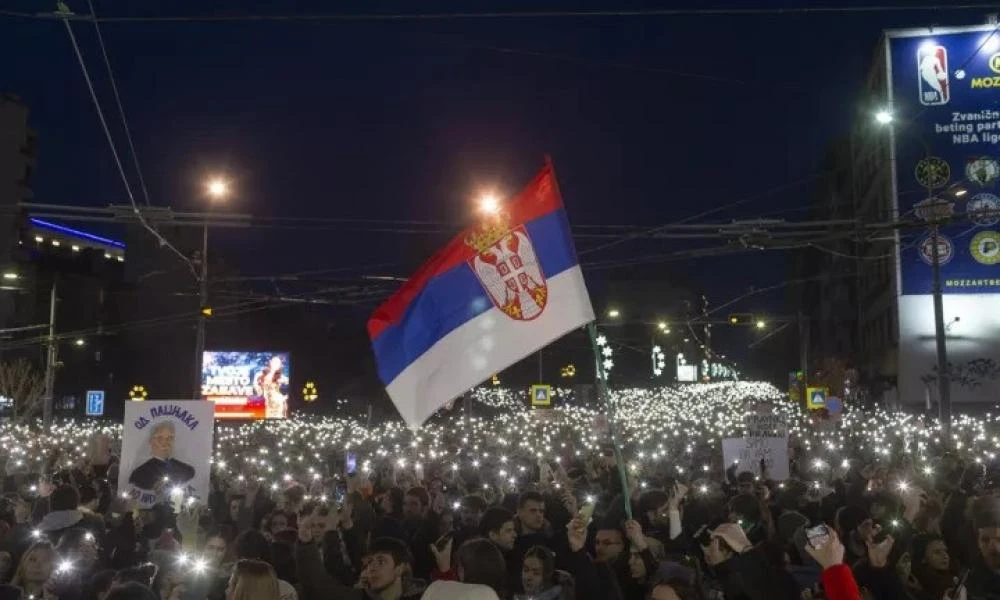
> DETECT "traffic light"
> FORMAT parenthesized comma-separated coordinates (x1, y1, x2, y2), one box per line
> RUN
(728, 313, 753, 325)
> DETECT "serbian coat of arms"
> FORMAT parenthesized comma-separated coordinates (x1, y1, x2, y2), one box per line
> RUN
(466, 217, 548, 321)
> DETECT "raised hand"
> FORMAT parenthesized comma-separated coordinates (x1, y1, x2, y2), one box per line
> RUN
(567, 517, 588, 553)
(866, 535, 895, 568)
(624, 519, 647, 551)
(429, 537, 453, 573)
(805, 528, 845, 570)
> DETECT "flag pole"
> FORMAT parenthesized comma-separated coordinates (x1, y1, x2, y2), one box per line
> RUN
(587, 321, 633, 520)
(544, 154, 632, 519)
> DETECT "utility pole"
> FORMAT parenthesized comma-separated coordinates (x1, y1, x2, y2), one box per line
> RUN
(930, 224, 951, 436)
(798, 311, 809, 402)
(193, 224, 208, 399)
(43, 277, 57, 427)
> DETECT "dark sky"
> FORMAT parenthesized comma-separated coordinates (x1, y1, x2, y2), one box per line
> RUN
(1, 1, 993, 321)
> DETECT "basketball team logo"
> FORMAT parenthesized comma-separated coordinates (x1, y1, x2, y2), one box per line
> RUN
(919, 234, 954, 266)
(917, 43, 949, 106)
(968, 193, 1000, 226)
(970, 231, 1000, 265)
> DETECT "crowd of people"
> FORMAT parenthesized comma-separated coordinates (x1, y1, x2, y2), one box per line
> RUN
(0, 382, 998, 600)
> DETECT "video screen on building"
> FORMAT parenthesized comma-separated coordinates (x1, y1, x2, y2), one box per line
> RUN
(201, 351, 290, 419)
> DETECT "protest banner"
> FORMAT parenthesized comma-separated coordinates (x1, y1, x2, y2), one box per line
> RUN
(118, 401, 214, 509)
(722, 407, 790, 480)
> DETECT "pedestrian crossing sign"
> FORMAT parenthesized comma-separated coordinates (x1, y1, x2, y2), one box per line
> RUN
(806, 387, 827, 410)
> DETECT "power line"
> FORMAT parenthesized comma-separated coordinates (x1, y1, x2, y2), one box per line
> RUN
(58, 8, 197, 278)
(84, 0, 152, 207)
(8, 4, 998, 23)
(577, 171, 835, 256)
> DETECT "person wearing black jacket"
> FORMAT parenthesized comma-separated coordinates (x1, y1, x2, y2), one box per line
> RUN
(967, 496, 1000, 600)
(481, 507, 520, 592)
(564, 516, 624, 600)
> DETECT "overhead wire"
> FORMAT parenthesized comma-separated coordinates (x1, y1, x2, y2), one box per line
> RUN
(577, 170, 834, 256)
(58, 6, 197, 278)
(84, 0, 152, 207)
(8, 4, 999, 22)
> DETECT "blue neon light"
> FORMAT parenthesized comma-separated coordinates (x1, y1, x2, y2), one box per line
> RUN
(29, 218, 125, 249)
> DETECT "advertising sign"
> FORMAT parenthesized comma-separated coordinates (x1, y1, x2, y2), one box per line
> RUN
(118, 401, 214, 508)
(888, 27, 1000, 294)
(202, 351, 290, 419)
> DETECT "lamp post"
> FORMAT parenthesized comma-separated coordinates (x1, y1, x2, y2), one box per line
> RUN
(876, 110, 952, 436)
(193, 177, 229, 399)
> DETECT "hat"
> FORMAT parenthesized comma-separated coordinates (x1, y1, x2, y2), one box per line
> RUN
(710, 523, 752, 554)
(777, 511, 809, 545)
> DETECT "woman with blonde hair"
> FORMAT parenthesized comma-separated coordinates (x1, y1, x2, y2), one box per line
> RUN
(10, 541, 55, 599)
(226, 559, 280, 600)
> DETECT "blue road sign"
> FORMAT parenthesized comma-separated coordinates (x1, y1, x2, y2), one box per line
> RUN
(85, 390, 105, 416)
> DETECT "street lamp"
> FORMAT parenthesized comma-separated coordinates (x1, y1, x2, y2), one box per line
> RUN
(206, 178, 230, 200)
(755, 320, 767, 329)
(478, 193, 500, 216)
(194, 175, 231, 398)
(2, 272, 17, 280)
(607, 308, 621, 319)
(875, 109, 893, 124)
(874, 109, 953, 435)
(73, 338, 85, 347)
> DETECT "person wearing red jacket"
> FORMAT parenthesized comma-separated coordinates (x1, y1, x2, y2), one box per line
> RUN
(805, 527, 862, 600)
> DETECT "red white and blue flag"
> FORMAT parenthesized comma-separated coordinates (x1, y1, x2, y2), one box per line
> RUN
(368, 164, 594, 428)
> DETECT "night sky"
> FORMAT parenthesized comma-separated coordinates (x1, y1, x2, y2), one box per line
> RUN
(1, 1, 994, 369)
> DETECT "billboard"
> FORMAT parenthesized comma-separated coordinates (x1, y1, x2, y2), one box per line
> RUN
(201, 351, 290, 419)
(889, 26, 1000, 406)
(887, 27, 1000, 295)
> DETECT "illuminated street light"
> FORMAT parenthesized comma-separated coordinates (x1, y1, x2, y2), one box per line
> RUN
(755, 320, 767, 329)
(875, 109, 893, 125)
(478, 193, 500, 215)
(206, 177, 230, 200)
(657, 321, 668, 331)
(2, 272, 17, 280)
(607, 308, 621, 319)
(74, 339, 85, 347)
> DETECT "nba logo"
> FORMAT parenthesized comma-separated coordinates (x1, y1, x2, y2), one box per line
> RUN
(917, 43, 949, 105)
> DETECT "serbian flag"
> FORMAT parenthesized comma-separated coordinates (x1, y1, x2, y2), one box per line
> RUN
(368, 163, 594, 428)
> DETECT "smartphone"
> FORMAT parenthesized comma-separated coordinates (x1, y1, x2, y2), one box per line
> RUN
(435, 531, 454, 551)
(949, 568, 971, 599)
(806, 524, 831, 549)
(345, 453, 357, 476)
(577, 503, 595, 525)
(693, 524, 713, 547)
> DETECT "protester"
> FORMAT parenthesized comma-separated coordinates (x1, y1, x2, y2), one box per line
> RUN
(4, 381, 1000, 600)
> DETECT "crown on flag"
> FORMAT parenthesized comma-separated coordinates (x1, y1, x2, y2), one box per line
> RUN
(465, 212, 512, 253)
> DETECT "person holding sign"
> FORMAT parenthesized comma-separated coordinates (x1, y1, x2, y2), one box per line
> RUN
(127, 421, 196, 490)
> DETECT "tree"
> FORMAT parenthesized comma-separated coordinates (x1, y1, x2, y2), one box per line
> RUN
(0, 359, 45, 422)
(922, 358, 1000, 391)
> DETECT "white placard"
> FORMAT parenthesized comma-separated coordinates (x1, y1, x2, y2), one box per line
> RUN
(118, 401, 214, 508)
(722, 436, 789, 481)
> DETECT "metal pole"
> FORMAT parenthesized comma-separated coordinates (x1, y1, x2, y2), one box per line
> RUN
(587, 322, 632, 519)
(537, 350, 543, 382)
(43, 278, 57, 426)
(930, 225, 951, 437)
(194, 224, 208, 398)
(798, 311, 809, 403)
